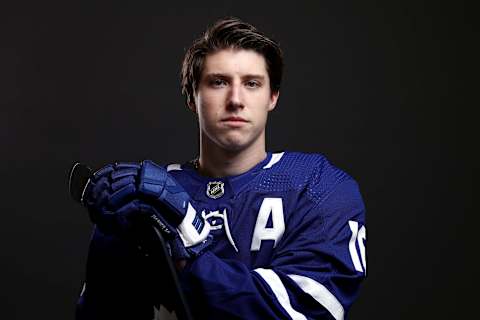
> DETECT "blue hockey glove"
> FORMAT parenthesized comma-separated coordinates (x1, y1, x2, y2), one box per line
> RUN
(81, 162, 140, 235)
(82, 161, 212, 259)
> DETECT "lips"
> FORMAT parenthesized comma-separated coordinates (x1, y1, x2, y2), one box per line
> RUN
(221, 116, 248, 122)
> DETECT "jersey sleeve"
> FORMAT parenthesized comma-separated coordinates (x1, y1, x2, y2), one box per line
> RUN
(179, 178, 367, 320)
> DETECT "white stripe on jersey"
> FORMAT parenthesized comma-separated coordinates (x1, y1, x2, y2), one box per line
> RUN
(288, 274, 345, 320)
(263, 152, 285, 169)
(254, 268, 307, 320)
(166, 163, 182, 172)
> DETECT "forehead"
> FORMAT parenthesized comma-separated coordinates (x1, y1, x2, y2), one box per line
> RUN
(201, 48, 268, 77)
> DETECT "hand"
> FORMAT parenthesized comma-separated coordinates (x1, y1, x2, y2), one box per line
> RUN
(82, 162, 143, 235)
(82, 161, 212, 259)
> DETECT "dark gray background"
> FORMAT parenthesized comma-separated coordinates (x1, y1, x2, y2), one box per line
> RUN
(1, 1, 476, 319)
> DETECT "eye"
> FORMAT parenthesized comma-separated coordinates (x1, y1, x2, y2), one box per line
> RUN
(210, 78, 227, 88)
(245, 80, 261, 88)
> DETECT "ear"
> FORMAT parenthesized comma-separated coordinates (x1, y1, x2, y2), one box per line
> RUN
(268, 91, 280, 111)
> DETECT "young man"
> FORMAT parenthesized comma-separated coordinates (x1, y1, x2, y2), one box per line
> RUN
(76, 17, 367, 319)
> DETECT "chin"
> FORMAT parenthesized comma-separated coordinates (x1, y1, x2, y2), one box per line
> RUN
(206, 129, 262, 153)
(219, 140, 248, 152)
(217, 135, 251, 152)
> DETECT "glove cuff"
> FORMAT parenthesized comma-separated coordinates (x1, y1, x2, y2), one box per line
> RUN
(170, 235, 213, 260)
(177, 202, 211, 247)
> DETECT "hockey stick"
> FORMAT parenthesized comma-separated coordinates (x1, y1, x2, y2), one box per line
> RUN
(68, 162, 194, 320)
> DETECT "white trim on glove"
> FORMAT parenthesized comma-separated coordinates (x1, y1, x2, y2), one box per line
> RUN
(177, 202, 211, 247)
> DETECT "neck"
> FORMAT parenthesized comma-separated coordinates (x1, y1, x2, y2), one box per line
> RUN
(197, 134, 267, 178)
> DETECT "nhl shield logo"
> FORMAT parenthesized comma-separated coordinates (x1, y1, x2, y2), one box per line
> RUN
(206, 181, 225, 199)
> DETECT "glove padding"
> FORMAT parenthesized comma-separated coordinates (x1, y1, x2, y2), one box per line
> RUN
(82, 161, 211, 259)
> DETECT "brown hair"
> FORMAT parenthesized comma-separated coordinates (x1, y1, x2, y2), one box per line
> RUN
(181, 17, 284, 107)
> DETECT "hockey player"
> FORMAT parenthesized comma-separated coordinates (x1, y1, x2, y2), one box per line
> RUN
(76, 17, 367, 319)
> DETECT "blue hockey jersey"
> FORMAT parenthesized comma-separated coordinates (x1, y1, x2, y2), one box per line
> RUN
(76, 151, 367, 320)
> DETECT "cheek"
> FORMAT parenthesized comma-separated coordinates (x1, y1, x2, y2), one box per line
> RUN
(198, 89, 219, 109)
(256, 110, 269, 128)
(252, 95, 272, 120)
(197, 96, 220, 127)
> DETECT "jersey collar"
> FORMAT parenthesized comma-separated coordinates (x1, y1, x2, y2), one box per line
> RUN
(182, 152, 277, 200)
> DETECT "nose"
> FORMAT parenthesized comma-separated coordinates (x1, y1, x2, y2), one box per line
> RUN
(226, 82, 244, 110)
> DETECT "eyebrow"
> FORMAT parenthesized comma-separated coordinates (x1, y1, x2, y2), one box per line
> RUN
(203, 73, 266, 80)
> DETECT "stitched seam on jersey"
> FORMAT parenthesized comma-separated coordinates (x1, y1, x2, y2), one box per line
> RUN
(235, 153, 288, 198)
(283, 177, 355, 252)
(313, 178, 356, 239)
(305, 159, 351, 208)
(253, 153, 319, 197)
(312, 176, 354, 209)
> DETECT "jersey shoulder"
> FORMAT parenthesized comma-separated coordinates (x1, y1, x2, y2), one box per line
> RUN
(255, 151, 354, 206)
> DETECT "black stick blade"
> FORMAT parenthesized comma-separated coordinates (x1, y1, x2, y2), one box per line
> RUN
(68, 162, 93, 204)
